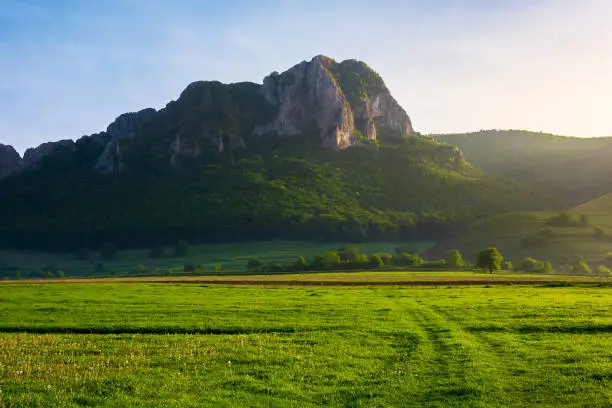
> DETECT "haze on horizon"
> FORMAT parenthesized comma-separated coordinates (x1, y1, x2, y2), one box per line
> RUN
(1, 0, 611, 154)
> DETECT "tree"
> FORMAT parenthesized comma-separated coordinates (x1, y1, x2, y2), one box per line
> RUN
(542, 261, 554, 274)
(368, 254, 384, 268)
(520, 257, 541, 272)
(396, 253, 424, 267)
(174, 239, 188, 256)
(100, 242, 117, 261)
(597, 264, 611, 276)
(572, 259, 592, 275)
(295, 256, 308, 271)
(476, 247, 503, 273)
(594, 227, 605, 239)
(446, 250, 465, 269)
(379, 253, 393, 265)
(338, 245, 360, 262)
(503, 261, 514, 271)
(150, 244, 165, 258)
(321, 251, 341, 268)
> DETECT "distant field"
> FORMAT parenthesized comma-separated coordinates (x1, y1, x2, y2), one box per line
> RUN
(3, 270, 611, 285)
(1, 284, 612, 406)
(428, 210, 612, 268)
(0, 240, 433, 278)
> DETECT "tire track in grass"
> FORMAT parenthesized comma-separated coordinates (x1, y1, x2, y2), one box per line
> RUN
(406, 300, 507, 407)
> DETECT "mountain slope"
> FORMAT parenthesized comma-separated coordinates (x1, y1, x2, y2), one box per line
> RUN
(434, 130, 612, 207)
(0, 58, 554, 250)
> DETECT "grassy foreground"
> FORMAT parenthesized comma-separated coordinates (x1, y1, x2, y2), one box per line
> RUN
(1, 284, 612, 407)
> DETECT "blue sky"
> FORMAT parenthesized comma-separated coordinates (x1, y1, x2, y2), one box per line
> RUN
(1, 0, 611, 154)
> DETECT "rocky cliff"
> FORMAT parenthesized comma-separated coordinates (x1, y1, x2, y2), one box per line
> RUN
(0, 144, 21, 179)
(1, 55, 414, 175)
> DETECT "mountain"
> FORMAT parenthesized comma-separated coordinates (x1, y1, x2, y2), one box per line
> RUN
(433, 130, 612, 207)
(0, 57, 552, 250)
(0, 56, 413, 178)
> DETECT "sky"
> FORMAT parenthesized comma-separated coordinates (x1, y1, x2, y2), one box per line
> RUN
(1, 0, 612, 154)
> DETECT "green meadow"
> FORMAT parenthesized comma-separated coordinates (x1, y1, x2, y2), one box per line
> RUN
(1, 283, 612, 407)
(0, 240, 433, 278)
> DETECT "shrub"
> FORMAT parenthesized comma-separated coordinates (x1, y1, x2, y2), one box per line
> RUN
(368, 254, 384, 268)
(597, 264, 612, 276)
(476, 247, 503, 273)
(295, 256, 308, 271)
(572, 259, 592, 275)
(379, 253, 393, 265)
(503, 261, 514, 271)
(521, 257, 541, 272)
(446, 250, 465, 269)
(396, 253, 424, 267)
(338, 245, 360, 262)
(213, 264, 222, 273)
(321, 251, 341, 268)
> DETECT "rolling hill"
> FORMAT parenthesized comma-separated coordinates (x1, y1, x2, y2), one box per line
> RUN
(427, 195, 612, 270)
(434, 130, 612, 207)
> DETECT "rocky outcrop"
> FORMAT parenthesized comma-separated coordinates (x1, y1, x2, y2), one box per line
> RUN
(22, 139, 75, 170)
(7, 55, 415, 175)
(257, 56, 413, 148)
(0, 144, 22, 179)
(95, 108, 157, 172)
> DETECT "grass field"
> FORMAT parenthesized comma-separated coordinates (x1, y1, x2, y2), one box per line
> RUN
(427, 210, 612, 268)
(0, 240, 433, 278)
(1, 283, 612, 406)
(2, 270, 611, 285)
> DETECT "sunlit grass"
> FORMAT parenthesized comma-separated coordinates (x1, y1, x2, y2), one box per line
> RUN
(1, 284, 612, 406)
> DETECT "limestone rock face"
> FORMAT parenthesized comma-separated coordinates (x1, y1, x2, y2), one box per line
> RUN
(22, 140, 75, 170)
(6, 55, 415, 175)
(0, 144, 22, 179)
(257, 56, 413, 149)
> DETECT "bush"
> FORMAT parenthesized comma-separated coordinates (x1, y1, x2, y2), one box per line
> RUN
(338, 245, 360, 262)
(321, 251, 342, 268)
(503, 261, 514, 271)
(174, 239, 188, 256)
(295, 256, 308, 271)
(379, 253, 393, 265)
(395, 253, 424, 267)
(446, 250, 465, 269)
(476, 247, 503, 273)
(368, 254, 384, 268)
(521, 257, 542, 272)
(597, 264, 612, 276)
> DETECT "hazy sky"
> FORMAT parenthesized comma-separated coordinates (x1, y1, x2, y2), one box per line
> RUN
(1, 0, 611, 154)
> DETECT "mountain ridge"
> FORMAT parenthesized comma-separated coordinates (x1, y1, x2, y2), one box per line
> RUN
(0, 55, 413, 178)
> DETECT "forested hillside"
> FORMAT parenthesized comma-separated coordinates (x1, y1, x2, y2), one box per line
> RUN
(0, 137, 551, 250)
(434, 130, 612, 206)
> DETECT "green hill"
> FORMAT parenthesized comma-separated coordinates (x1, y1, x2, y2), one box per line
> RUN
(0, 137, 552, 251)
(572, 193, 612, 213)
(426, 204, 612, 270)
(434, 130, 612, 207)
